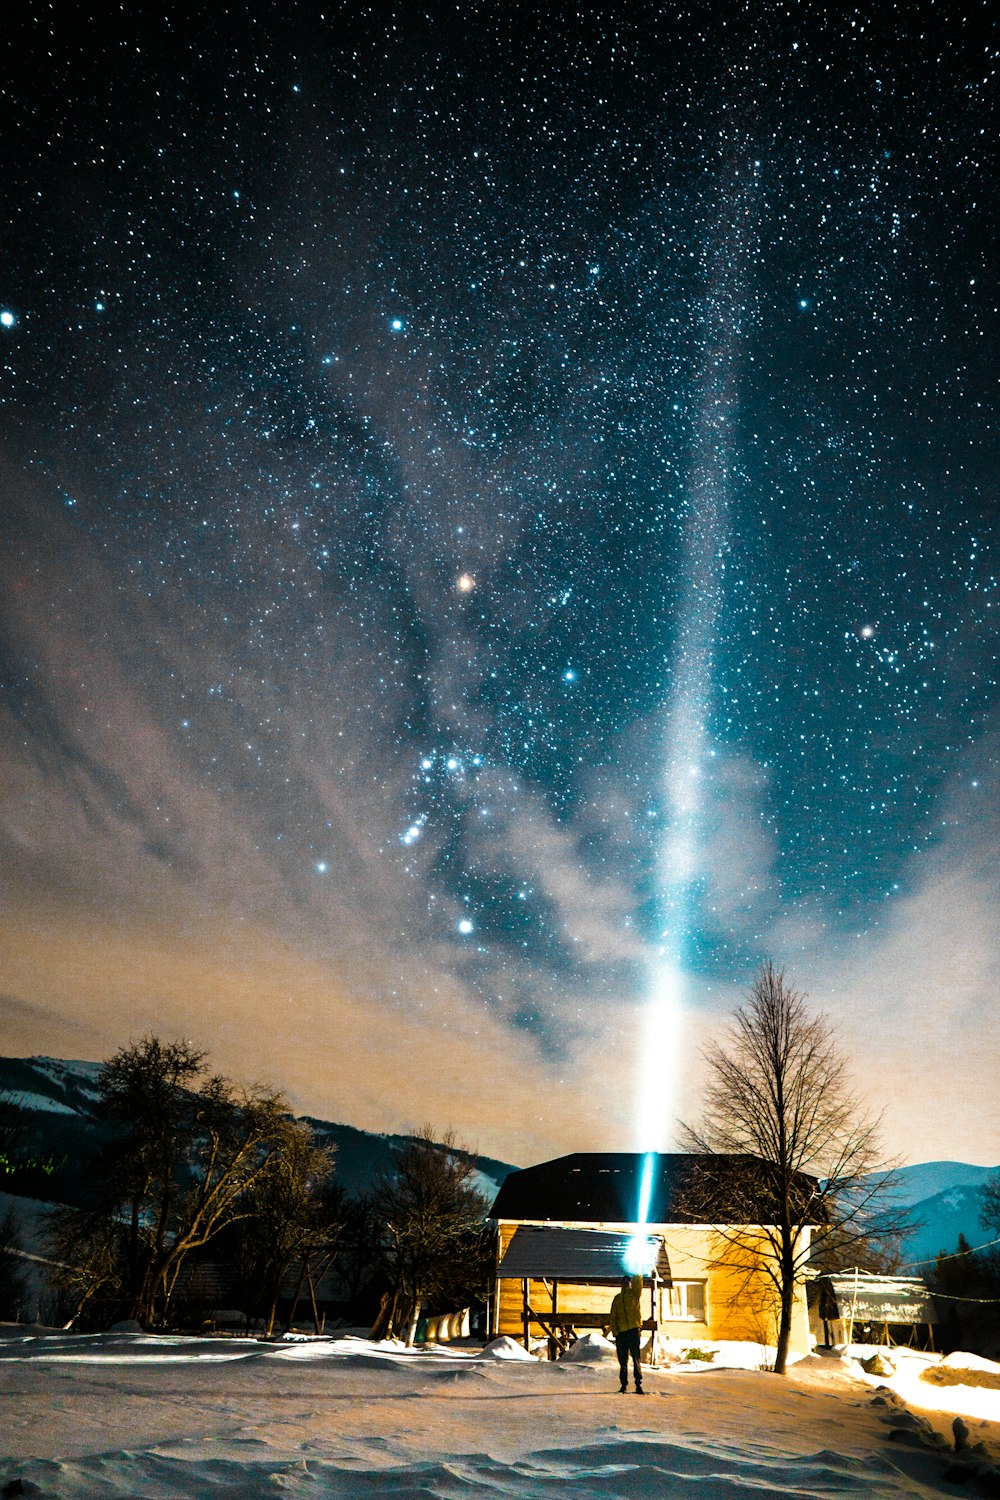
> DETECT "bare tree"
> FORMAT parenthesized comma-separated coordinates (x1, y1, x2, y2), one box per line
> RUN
(680, 961, 901, 1374)
(371, 1126, 491, 1345)
(47, 1036, 296, 1327)
(236, 1120, 340, 1335)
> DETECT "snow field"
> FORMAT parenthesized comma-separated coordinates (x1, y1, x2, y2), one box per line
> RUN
(0, 1328, 997, 1499)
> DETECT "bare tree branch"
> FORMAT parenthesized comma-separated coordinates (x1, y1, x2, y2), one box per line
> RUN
(679, 961, 907, 1373)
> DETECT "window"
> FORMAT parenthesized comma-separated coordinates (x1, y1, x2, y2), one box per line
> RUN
(662, 1281, 706, 1322)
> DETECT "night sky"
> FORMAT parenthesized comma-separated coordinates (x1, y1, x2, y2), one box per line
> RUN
(1, 1, 997, 1166)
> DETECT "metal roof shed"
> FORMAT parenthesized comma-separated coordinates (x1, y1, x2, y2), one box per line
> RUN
(812, 1272, 938, 1349)
(497, 1226, 672, 1282)
(496, 1226, 670, 1355)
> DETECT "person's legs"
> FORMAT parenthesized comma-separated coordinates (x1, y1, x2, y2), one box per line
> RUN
(614, 1332, 629, 1390)
(628, 1327, 643, 1390)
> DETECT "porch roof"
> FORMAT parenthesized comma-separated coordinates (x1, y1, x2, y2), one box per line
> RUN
(496, 1225, 671, 1282)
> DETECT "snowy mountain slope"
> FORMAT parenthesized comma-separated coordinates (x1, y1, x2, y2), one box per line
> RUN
(2, 1055, 993, 1259)
(0, 1055, 102, 1118)
(896, 1184, 998, 1271)
(0, 1055, 518, 1206)
(868, 1161, 997, 1207)
(859, 1162, 998, 1269)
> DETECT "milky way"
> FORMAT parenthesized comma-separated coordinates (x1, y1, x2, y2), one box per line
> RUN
(0, 2, 997, 1164)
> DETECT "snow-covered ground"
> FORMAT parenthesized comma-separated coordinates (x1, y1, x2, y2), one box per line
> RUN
(1, 1326, 997, 1498)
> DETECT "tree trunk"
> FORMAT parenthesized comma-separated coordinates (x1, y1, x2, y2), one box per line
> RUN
(405, 1290, 422, 1348)
(774, 1277, 794, 1374)
(306, 1262, 321, 1333)
(264, 1296, 278, 1338)
(370, 1289, 395, 1341)
(283, 1258, 309, 1335)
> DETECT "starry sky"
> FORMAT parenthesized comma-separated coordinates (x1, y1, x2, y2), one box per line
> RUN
(0, 0, 997, 1167)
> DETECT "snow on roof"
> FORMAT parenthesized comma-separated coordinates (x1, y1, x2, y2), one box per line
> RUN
(816, 1272, 938, 1324)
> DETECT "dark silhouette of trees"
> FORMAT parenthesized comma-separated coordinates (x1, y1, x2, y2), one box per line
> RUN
(680, 961, 899, 1374)
(235, 1123, 341, 1335)
(370, 1126, 491, 1345)
(48, 1037, 301, 1327)
(0, 1205, 29, 1320)
(932, 1234, 1000, 1355)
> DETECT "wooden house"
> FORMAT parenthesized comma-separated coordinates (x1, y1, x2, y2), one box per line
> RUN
(489, 1152, 815, 1357)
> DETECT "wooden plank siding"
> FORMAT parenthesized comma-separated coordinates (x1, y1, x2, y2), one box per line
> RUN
(492, 1218, 811, 1353)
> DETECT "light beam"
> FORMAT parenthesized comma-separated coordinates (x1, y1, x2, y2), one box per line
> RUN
(634, 150, 759, 1219)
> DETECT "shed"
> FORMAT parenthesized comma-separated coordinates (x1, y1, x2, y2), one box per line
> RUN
(810, 1271, 938, 1349)
(495, 1225, 670, 1355)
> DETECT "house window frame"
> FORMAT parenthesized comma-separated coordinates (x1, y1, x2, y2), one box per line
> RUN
(662, 1279, 707, 1322)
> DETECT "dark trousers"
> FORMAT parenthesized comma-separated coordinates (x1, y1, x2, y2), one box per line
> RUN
(615, 1327, 642, 1388)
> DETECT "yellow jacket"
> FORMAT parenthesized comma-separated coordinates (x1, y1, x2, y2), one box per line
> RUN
(608, 1273, 643, 1335)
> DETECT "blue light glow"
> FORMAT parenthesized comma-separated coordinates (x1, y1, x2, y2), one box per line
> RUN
(623, 1234, 658, 1275)
(636, 149, 753, 1174)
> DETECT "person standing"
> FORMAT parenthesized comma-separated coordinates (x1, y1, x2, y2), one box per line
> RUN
(608, 1271, 645, 1393)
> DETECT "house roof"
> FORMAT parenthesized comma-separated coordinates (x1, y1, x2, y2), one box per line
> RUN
(496, 1226, 672, 1282)
(490, 1151, 820, 1227)
(813, 1273, 938, 1325)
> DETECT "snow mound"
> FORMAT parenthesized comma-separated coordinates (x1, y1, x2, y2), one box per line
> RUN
(481, 1335, 537, 1361)
(559, 1332, 614, 1363)
(922, 1351, 1000, 1390)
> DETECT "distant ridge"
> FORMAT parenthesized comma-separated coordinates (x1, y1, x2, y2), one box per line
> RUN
(0, 1053, 519, 1205)
(1, 1055, 995, 1265)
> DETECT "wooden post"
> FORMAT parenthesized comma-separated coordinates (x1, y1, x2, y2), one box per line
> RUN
(550, 1279, 559, 1361)
(522, 1278, 530, 1351)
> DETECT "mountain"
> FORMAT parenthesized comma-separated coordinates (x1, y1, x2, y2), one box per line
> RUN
(860, 1161, 998, 1272)
(896, 1182, 997, 1270)
(0, 1054, 518, 1206)
(868, 1160, 997, 1208)
(2, 1055, 995, 1267)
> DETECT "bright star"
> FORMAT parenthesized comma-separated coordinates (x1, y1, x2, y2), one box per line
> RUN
(0, 311, 16, 328)
(456, 573, 475, 592)
(457, 918, 474, 934)
(315, 861, 328, 874)
(390, 317, 405, 332)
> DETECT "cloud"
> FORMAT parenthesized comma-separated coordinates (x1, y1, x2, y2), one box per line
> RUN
(697, 751, 779, 937)
(801, 763, 1000, 1166)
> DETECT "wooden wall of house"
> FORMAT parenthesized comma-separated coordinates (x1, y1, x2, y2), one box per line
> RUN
(493, 1220, 811, 1354)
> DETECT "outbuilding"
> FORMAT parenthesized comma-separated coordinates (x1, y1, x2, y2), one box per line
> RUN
(489, 1152, 816, 1357)
(809, 1271, 938, 1349)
